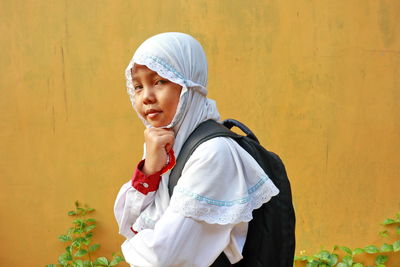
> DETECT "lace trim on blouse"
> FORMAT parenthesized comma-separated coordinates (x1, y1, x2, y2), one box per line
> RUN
(132, 211, 157, 232)
(168, 176, 279, 225)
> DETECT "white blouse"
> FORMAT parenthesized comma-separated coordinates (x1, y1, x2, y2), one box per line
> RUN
(114, 137, 279, 267)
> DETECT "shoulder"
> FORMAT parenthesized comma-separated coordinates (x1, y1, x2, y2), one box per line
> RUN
(184, 136, 259, 170)
(181, 137, 245, 173)
(193, 137, 235, 156)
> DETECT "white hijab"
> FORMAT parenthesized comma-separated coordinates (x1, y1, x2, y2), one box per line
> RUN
(125, 33, 278, 230)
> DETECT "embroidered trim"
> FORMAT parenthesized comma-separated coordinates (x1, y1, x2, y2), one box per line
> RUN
(169, 176, 279, 225)
(147, 55, 186, 81)
(175, 175, 270, 207)
(132, 212, 157, 231)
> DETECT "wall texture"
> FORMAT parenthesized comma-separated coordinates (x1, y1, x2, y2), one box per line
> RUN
(0, 0, 399, 266)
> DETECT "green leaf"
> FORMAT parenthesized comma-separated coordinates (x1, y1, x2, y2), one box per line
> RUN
(294, 255, 308, 261)
(306, 261, 319, 267)
(75, 237, 86, 242)
(382, 218, 395, 225)
(59, 252, 72, 261)
(58, 235, 72, 242)
(84, 225, 96, 232)
(68, 227, 75, 235)
(393, 240, 400, 251)
(45, 264, 57, 267)
(109, 255, 125, 266)
(375, 255, 388, 265)
(72, 239, 83, 248)
(58, 253, 71, 265)
(73, 236, 89, 245)
(352, 263, 363, 267)
(89, 244, 100, 252)
(352, 248, 364, 255)
(396, 226, 400, 235)
(328, 254, 338, 266)
(316, 250, 330, 260)
(379, 230, 389, 238)
(306, 256, 315, 262)
(380, 243, 393, 252)
(86, 232, 93, 239)
(68, 211, 77, 216)
(94, 257, 109, 266)
(337, 263, 348, 267)
(65, 245, 72, 253)
(83, 260, 92, 267)
(343, 255, 353, 266)
(75, 249, 88, 257)
(364, 245, 379, 254)
(87, 218, 96, 223)
(77, 207, 86, 213)
(73, 259, 84, 267)
(73, 219, 84, 226)
(73, 228, 84, 234)
(340, 246, 352, 255)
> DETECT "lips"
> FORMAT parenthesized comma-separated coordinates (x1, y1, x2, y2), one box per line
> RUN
(145, 109, 162, 118)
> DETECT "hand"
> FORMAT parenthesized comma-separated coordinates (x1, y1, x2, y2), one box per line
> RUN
(142, 128, 175, 175)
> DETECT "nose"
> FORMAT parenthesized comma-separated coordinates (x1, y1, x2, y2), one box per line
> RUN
(142, 85, 156, 104)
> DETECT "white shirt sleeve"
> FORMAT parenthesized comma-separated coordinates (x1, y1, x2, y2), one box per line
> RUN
(121, 208, 237, 267)
(114, 181, 157, 239)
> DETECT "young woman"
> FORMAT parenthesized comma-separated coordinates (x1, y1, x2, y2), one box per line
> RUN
(114, 32, 279, 267)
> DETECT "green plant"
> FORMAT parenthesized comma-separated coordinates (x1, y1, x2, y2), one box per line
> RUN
(46, 201, 125, 267)
(294, 212, 400, 267)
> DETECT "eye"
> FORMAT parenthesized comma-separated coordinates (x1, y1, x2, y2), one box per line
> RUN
(134, 84, 143, 91)
(155, 79, 168, 86)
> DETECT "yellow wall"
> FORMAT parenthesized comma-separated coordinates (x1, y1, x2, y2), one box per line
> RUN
(0, 0, 399, 266)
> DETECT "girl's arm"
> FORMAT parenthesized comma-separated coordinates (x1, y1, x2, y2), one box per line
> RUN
(114, 181, 157, 239)
(114, 152, 175, 239)
(121, 208, 240, 267)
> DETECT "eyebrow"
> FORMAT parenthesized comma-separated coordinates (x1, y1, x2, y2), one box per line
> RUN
(131, 69, 162, 82)
(131, 69, 139, 82)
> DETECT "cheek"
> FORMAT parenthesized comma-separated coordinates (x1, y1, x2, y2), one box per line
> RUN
(168, 91, 181, 115)
(134, 96, 143, 113)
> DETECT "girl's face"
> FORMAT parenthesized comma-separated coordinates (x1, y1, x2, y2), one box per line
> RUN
(132, 64, 182, 127)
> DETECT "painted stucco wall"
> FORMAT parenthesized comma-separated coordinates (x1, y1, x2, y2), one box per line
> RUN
(0, 0, 399, 266)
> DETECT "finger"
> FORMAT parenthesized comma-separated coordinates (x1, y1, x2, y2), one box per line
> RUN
(145, 130, 175, 142)
(158, 134, 175, 146)
(146, 133, 174, 150)
(165, 143, 172, 153)
(145, 128, 175, 137)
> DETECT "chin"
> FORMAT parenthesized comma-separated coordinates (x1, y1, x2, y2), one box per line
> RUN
(147, 121, 165, 128)
(150, 120, 173, 128)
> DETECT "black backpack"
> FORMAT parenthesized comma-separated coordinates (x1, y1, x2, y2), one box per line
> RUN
(168, 119, 296, 267)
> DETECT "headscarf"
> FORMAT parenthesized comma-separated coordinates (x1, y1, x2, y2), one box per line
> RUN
(125, 32, 278, 230)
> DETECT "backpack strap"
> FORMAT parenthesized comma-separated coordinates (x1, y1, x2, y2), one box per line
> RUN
(168, 119, 240, 197)
(223, 119, 260, 144)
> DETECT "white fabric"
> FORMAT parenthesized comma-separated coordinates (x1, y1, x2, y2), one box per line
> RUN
(121, 209, 231, 267)
(169, 137, 279, 224)
(117, 32, 280, 266)
(120, 206, 246, 267)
